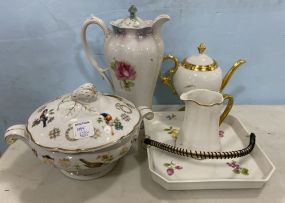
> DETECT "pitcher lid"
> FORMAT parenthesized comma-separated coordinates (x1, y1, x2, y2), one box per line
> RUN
(110, 5, 152, 29)
(182, 43, 218, 71)
(27, 83, 140, 153)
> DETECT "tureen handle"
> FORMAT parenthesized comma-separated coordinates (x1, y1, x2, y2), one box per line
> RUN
(4, 125, 29, 145)
(159, 54, 179, 95)
(138, 106, 154, 120)
(81, 16, 114, 91)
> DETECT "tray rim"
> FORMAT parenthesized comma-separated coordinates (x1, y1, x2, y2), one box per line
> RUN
(145, 112, 275, 187)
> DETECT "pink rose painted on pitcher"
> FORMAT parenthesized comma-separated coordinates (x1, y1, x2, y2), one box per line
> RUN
(114, 61, 136, 80)
(111, 59, 136, 91)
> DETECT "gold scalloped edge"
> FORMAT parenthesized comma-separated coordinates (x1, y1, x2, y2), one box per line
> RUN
(182, 58, 218, 71)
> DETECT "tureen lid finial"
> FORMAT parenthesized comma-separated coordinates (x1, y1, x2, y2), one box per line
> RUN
(128, 5, 137, 20)
(71, 83, 98, 103)
(197, 43, 206, 54)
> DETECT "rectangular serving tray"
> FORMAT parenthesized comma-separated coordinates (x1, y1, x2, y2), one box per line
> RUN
(144, 112, 275, 190)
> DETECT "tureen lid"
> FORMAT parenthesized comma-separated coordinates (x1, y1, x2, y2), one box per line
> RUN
(110, 5, 152, 29)
(182, 43, 218, 71)
(27, 83, 140, 152)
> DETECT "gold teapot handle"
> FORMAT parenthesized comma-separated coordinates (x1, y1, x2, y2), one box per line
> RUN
(219, 94, 234, 125)
(159, 54, 179, 95)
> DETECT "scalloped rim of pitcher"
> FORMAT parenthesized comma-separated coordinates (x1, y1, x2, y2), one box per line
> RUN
(180, 89, 224, 107)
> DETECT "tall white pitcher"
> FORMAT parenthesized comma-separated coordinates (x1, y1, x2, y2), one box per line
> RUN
(177, 89, 233, 152)
(81, 5, 170, 108)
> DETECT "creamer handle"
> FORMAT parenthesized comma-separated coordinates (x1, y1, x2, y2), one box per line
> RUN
(81, 16, 114, 91)
(220, 94, 234, 125)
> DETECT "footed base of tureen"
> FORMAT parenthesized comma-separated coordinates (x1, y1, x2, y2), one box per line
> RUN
(60, 161, 118, 180)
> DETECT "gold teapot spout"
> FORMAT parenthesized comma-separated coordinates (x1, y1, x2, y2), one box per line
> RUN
(220, 59, 246, 92)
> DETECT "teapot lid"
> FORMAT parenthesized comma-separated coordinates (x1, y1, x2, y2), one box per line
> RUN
(110, 5, 152, 29)
(182, 43, 218, 71)
(27, 83, 140, 153)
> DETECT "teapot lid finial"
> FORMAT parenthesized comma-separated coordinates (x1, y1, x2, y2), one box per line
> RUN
(128, 5, 137, 20)
(197, 43, 206, 54)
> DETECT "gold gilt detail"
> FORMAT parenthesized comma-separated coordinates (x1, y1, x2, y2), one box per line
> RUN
(42, 155, 54, 165)
(197, 43, 206, 54)
(58, 158, 71, 168)
(182, 43, 217, 71)
(79, 159, 104, 168)
(182, 58, 218, 71)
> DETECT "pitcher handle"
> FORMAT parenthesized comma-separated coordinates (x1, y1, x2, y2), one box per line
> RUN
(159, 54, 179, 95)
(4, 124, 29, 145)
(219, 94, 234, 125)
(81, 16, 114, 91)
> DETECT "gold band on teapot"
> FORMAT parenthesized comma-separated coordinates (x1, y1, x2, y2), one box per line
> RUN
(181, 58, 218, 71)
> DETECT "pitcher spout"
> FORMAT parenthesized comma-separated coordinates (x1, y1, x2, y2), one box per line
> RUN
(220, 59, 246, 92)
(152, 14, 170, 36)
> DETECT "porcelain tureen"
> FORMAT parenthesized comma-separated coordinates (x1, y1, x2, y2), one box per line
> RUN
(4, 83, 153, 180)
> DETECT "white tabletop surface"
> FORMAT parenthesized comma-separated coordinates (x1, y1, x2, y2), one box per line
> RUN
(0, 105, 284, 203)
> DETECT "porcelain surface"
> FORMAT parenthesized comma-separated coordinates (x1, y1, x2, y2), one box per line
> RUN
(144, 112, 275, 190)
(81, 5, 170, 107)
(27, 83, 140, 151)
(178, 89, 233, 151)
(161, 43, 246, 95)
(4, 83, 153, 179)
(173, 67, 222, 95)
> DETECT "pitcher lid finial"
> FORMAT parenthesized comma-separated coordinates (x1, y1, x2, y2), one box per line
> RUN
(197, 43, 206, 54)
(128, 5, 137, 19)
(111, 5, 157, 29)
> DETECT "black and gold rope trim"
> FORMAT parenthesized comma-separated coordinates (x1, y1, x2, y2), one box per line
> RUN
(144, 133, 256, 160)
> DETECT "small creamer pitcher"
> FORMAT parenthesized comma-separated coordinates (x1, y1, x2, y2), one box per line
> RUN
(176, 89, 233, 152)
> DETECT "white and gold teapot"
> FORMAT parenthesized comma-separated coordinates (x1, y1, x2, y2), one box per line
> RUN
(160, 43, 246, 95)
